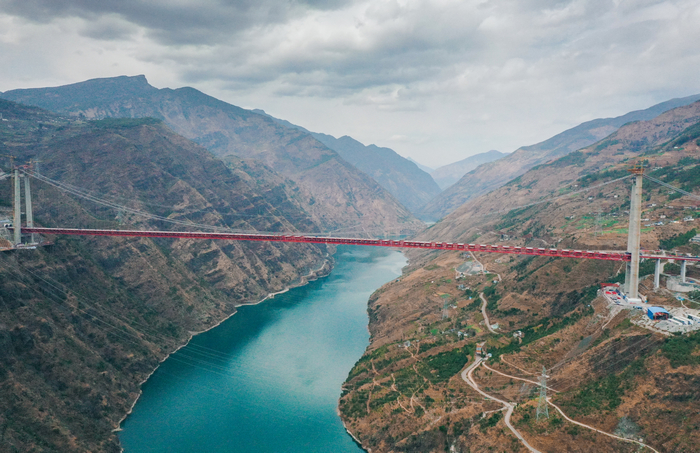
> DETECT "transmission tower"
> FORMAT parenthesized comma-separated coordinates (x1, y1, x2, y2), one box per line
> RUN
(594, 206, 603, 237)
(536, 366, 549, 421)
(442, 297, 450, 320)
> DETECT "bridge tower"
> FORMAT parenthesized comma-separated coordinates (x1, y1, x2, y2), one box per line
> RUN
(624, 163, 644, 300)
(13, 168, 21, 246)
(23, 172, 34, 244)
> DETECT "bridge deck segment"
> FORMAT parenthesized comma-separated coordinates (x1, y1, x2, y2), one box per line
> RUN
(18, 227, 698, 262)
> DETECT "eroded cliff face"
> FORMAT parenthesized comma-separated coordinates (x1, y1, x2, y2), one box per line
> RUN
(0, 100, 331, 451)
(339, 103, 700, 452)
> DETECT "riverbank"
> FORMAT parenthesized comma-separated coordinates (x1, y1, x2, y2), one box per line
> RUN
(114, 256, 333, 437)
(118, 246, 406, 453)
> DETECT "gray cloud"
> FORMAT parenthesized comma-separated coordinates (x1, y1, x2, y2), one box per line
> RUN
(0, 0, 699, 166)
(0, 0, 339, 44)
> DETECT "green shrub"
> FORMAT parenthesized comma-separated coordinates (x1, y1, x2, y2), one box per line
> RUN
(479, 412, 503, 431)
(660, 229, 697, 250)
(568, 358, 645, 414)
(662, 331, 700, 368)
(419, 344, 474, 384)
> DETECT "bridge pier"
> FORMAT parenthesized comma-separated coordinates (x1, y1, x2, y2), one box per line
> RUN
(13, 169, 21, 246)
(654, 259, 661, 289)
(681, 260, 687, 283)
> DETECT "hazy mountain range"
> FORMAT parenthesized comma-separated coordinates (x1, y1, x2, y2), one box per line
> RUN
(252, 109, 441, 213)
(430, 150, 506, 190)
(1, 75, 424, 234)
(419, 93, 700, 220)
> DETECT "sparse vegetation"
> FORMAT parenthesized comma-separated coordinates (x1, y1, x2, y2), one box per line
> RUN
(662, 330, 700, 368)
(659, 229, 697, 250)
(479, 412, 503, 431)
(565, 358, 646, 415)
(90, 117, 161, 128)
(418, 344, 474, 384)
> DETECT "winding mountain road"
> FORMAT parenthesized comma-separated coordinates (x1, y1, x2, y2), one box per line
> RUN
(460, 247, 660, 452)
(480, 293, 498, 334)
(461, 357, 542, 453)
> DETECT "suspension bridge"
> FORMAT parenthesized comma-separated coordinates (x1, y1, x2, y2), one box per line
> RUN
(2, 164, 700, 302)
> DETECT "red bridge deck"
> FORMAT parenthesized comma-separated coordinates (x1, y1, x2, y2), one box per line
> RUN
(19, 226, 700, 262)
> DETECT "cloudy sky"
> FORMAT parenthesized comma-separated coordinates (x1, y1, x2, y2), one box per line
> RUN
(1, 0, 699, 167)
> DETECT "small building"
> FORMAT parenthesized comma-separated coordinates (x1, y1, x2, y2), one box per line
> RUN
(673, 316, 692, 326)
(476, 342, 487, 357)
(647, 307, 670, 321)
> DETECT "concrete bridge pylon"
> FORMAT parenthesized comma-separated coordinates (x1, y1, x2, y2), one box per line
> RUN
(13, 169, 21, 246)
(624, 165, 644, 301)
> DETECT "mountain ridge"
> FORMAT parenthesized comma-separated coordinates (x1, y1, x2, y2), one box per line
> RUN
(2, 75, 424, 235)
(430, 150, 506, 190)
(419, 93, 700, 221)
(252, 108, 442, 213)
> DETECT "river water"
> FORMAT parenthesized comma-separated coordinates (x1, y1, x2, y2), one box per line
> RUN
(119, 246, 406, 453)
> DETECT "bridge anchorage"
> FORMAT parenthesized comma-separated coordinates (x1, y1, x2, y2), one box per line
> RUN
(2, 165, 699, 300)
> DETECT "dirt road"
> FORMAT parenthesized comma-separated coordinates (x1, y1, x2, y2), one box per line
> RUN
(461, 357, 541, 453)
(480, 293, 498, 334)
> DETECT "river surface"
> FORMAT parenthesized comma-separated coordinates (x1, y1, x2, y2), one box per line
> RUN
(119, 246, 406, 453)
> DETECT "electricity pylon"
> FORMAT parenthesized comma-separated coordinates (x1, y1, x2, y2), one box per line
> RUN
(536, 366, 549, 421)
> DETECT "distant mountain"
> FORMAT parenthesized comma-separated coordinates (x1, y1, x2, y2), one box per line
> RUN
(2, 76, 423, 235)
(419, 93, 700, 220)
(430, 150, 505, 190)
(406, 157, 434, 174)
(424, 99, 700, 243)
(253, 109, 441, 214)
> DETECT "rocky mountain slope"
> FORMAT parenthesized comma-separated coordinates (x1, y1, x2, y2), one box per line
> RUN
(254, 110, 442, 214)
(339, 101, 700, 452)
(419, 93, 700, 221)
(406, 157, 434, 175)
(0, 99, 333, 452)
(430, 150, 505, 190)
(427, 100, 700, 243)
(1, 76, 423, 235)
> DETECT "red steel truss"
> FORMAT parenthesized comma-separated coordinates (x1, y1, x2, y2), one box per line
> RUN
(18, 227, 699, 262)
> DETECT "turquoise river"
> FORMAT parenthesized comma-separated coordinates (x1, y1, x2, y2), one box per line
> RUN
(119, 246, 406, 452)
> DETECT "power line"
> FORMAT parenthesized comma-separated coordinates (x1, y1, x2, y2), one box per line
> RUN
(643, 174, 700, 202)
(26, 171, 412, 238)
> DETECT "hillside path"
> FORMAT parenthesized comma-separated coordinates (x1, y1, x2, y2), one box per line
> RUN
(470, 251, 500, 334)
(547, 398, 660, 453)
(499, 355, 538, 377)
(481, 363, 559, 393)
(461, 357, 541, 453)
(480, 293, 498, 334)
